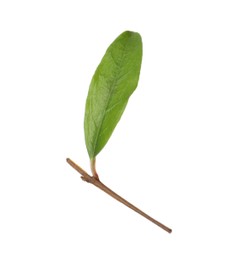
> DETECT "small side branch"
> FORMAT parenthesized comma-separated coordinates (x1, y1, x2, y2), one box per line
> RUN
(66, 158, 172, 233)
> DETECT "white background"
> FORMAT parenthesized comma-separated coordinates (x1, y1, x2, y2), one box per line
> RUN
(1, 0, 246, 259)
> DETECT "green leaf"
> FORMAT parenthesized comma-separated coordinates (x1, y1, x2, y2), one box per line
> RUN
(84, 31, 142, 159)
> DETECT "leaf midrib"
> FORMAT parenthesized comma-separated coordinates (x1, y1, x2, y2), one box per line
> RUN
(91, 38, 130, 157)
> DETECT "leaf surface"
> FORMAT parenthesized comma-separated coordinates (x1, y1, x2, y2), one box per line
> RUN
(84, 31, 142, 159)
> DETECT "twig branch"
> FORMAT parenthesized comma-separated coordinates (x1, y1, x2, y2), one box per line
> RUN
(66, 158, 172, 233)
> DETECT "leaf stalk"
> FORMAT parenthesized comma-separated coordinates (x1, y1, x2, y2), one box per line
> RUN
(90, 159, 99, 180)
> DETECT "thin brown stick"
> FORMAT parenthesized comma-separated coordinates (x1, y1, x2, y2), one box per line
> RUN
(66, 158, 172, 233)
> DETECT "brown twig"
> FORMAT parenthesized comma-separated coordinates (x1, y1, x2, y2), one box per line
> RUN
(66, 158, 172, 233)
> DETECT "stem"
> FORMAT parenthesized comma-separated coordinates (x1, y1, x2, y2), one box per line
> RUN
(66, 158, 172, 233)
